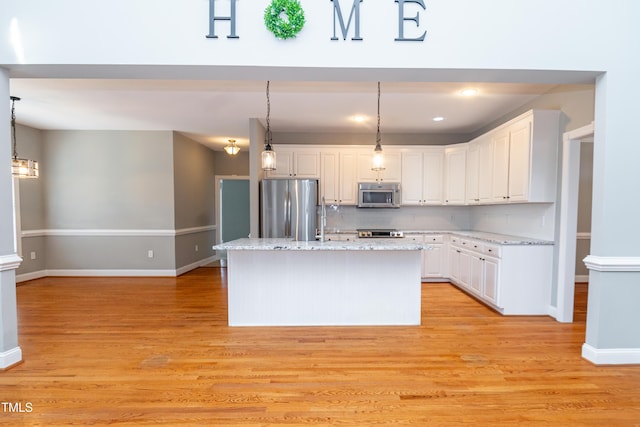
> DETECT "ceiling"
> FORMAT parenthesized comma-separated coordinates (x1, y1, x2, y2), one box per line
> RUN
(9, 79, 568, 151)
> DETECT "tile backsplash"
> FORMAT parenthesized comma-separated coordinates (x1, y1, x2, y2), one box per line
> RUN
(321, 203, 555, 241)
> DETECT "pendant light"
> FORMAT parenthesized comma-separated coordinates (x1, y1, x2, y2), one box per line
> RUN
(371, 82, 385, 171)
(224, 139, 240, 156)
(10, 96, 39, 178)
(261, 81, 276, 171)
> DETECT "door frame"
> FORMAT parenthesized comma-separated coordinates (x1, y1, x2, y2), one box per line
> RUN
(555, 122, 594, 323)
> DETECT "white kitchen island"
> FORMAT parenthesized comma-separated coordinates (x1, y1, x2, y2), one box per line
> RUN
(213, 238, 427, 326)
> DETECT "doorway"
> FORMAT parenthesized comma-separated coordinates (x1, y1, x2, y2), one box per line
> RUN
(556, 123, 594, 323)
(215, 176, 250, 265)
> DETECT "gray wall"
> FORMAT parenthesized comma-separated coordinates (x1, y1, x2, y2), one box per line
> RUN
(44, 130, 175, 229)
(17, 128, 217, 277)
(173, 132, 216, 229)
(214, 150, 250, 175)
(14, 124, 45, 231)
(173, 132, 217, 270)
(14, 124, 47, 275)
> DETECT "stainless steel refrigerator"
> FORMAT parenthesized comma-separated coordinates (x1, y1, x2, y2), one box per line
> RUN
(260, 179, 318, 241)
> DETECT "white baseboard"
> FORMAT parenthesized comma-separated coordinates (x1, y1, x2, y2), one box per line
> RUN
(16, 270, 47, 283)
(0, 347, 22, 369)
(16, 256, 220, 283)
(582, 343, 640, 365)
(175, 256, 218, 276)
(547, 305, 557, 318)
(46, 269, 177, 277)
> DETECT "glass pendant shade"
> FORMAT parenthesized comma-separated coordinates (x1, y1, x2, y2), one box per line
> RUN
(262, 148, 276, 171)
(12, 158, 39, 178)
(224, 139, 240, 156)
(372, 143, 385, 171)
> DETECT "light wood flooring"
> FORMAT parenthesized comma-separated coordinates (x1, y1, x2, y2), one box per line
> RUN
(2, 268, 640, 426)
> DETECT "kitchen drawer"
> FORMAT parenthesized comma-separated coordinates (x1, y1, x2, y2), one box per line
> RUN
(459, 239, 474, 250)
(423, 234, 444, 244)
(467, 240, 483, 252)
(483, 243, 501, 258)
(324, 234, 356, 241)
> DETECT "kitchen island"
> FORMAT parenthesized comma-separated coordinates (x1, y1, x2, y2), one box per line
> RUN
(213, 238, 428, 326)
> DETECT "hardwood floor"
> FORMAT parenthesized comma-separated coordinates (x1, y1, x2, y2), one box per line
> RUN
(2, 268, 640, 426)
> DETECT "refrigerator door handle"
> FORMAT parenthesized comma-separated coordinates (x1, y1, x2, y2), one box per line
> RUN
(285, 191, 291, 237)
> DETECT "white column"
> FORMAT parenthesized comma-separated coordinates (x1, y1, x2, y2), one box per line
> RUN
(582, 69, 640, 365)
(0, 67, 23, 369)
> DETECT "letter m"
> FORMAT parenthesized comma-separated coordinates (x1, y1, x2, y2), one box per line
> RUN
(330, 0, 363, 41)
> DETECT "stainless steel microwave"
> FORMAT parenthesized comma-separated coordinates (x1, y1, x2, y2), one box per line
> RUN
(357, 182, 401, 208)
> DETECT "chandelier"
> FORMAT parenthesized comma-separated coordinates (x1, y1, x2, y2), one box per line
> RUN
(10, 96, 39, 178)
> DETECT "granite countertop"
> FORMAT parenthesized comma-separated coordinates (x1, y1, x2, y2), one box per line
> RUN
(324, 229, 553, 245)
(402, 230, 553, 245)
(213, 238, 429, 251)
(447, 231, 553, 245)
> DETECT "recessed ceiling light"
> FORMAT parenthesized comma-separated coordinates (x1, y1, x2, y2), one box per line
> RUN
(460, 88, 478, 97)
(433, 116, 445, 122)
(351, 115, 367, 123)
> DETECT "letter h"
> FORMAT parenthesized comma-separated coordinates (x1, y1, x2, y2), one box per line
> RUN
(206, 0, 239, 39)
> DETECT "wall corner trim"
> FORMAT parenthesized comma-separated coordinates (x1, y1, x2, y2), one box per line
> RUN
(0, 254, 23, 272)
(583, 255, 640, 272)
(0, 347, 23, 370)
(582, 343, 640, 365)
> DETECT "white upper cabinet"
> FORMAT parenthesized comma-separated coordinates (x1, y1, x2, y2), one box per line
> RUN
(266, 147, 320, 178)
(338, 151, 358, 205)
(465, 142, 480, 204)
(465, 134, 495, 205)
(320, 152, 339, 203)
(401, 148, 444, 205)
(477, 136, 494, 204)
(357, 149, 402, 183)
(444, 144, 467, 205)
(265, 110, 559, 207)
(320, 150, 357, 205)
(491, 128, 511, 202)
(490, 110, 560, 203)
(506, 117, 532, 201)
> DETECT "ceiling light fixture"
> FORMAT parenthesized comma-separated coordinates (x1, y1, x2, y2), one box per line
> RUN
(10, 96, 39, 178)
(261, 81, 276, 171)
(371, 81, 385, 172)
(224, 139, 240, 156)
(433, 116, 445, 122)
(460, 88, 478, 97)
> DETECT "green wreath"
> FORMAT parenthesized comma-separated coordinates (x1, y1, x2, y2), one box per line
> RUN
(264, 0, 306, 40)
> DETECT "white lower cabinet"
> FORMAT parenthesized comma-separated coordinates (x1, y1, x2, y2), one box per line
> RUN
(481, 256, 499, 305)
(448, 235, 552, 315)
(409, 234, 446, 279)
